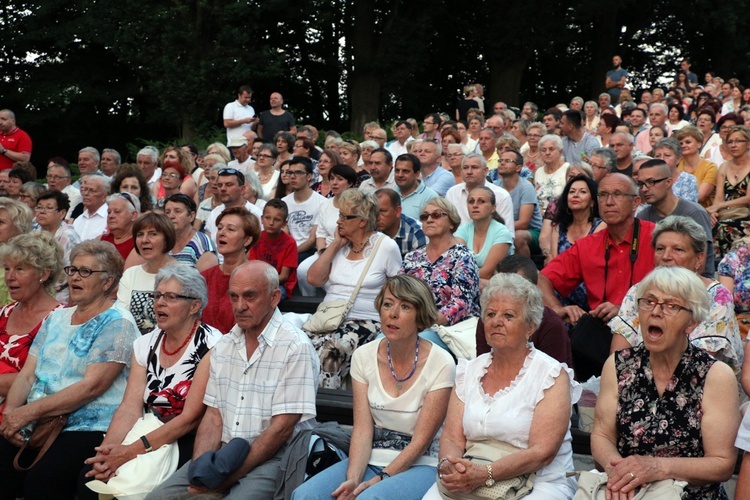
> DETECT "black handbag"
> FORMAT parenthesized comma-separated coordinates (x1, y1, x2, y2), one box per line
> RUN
(569, 314, 612, 381)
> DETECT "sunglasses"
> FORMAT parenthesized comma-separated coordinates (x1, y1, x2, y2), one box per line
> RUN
(419, 211, 449, 222)
(218, 167, 245, 185)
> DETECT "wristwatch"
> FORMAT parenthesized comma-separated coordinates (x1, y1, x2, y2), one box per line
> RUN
(379, 471, 390, 480)
(485, 464, 495, 487)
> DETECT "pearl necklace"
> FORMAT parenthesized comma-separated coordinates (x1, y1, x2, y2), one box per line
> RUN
(387, 337, 420, 390)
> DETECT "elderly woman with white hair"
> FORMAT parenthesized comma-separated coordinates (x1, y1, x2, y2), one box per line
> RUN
(534, 134, 569, 213)
(81, 266, 221, 496)
(592, 267, 740, 500)
(424, 273, 580, 499)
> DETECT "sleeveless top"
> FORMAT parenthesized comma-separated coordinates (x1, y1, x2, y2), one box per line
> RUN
(615, 344, 726, 499)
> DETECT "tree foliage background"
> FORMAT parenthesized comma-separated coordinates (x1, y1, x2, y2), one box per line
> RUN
(1, 0, 748, 165)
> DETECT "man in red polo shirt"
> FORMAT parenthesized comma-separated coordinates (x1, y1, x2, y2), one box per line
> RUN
(539, 173, 656, 325)
(0, 110, 32, 171)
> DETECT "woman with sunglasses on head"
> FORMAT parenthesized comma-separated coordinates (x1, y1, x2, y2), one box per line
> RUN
(164, 194, 217, 272)
(81, 266, 221, 498)
(401, 197, 480, 352)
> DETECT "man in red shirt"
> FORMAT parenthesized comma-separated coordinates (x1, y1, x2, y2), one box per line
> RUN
(539, 173, 656, 325)
(0, 110, 32, 171)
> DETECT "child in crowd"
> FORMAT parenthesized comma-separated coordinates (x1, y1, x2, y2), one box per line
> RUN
(248, 199, 298, 299)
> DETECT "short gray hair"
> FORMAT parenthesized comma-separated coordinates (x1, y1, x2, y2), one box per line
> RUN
(83, 173, 111, 193)
(650, 102, 669, 115)
(0, 197, 33, 236)
(462, 153, 487, 169)
(481, 273, 544, 331)
(70, 239, 124, 294)
(245, 171, 263, 199)
(636, 267, 709, 324)
(102, 148, 121, 164)
(155, 265, 209, 317)
(231, 261, 279, 295)
(590, 148, 617, 171)
(79, 146, 100, 162)
(422, 196, 461, 232)
(137, 146, 159, 164)
(652, 215, 708, 255)
(539, 134, 563, 150)
(107, 192, 141, 214)
(653, 137, 682, 158)
(360, 140, 379, 150)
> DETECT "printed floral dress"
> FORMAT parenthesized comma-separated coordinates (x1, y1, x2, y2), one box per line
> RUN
(714, 173, 750, 261)
(615, 344, 727, 499)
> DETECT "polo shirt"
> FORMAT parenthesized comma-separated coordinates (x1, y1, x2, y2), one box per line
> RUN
(421, 166, 455, 196)
(541, 220, 656, 309)
(359, 171, 397, 195)
(0, 127, 32, 170)
(397, 182, 438, 221)
(204, 309, 318, 445)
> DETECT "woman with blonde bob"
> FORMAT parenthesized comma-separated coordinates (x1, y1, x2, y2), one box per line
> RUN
(424, 273, 579, 499)
(592, 267, 739, 499)
(293, 275, 454, 499)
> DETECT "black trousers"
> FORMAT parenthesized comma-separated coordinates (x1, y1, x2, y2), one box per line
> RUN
(0, 430, 103, 500)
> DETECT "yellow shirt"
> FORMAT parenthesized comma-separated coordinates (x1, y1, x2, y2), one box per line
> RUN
(678, 158, 717, 208)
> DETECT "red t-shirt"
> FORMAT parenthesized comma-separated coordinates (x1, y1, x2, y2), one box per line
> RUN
(248, 231, 298, 297)
(200, 265, 235, 334)
(100, 233, 135, 261)
(0, 127, 32, 170)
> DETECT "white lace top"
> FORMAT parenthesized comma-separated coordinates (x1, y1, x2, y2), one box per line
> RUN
(458, 348, 581, 497)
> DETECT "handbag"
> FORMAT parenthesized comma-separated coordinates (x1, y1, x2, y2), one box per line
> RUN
(85, 412, 180, 500)
(436, 440, 535, 500)
(573, 470, 686, 500)
(569, 314, 612, 382)
(12, 413, 69, 471)
(718, 205, 750, 221)
(434, 317, 480, 360)
(303, 235, 385, 334)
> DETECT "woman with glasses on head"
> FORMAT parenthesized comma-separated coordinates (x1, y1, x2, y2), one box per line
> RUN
(311, 150, 341, 198)
(165, 194, 217, 272)
(117, 213, 177, 335)
(401, 197, 480, 352)
(306, 189, 402, 389)
(100, 193, 140, 262)
(708, 126, 750, 260)
(592, 267, 739, 500)
(253, 143, 280, 201)
(81, 266, 221, 497)
(0, 240, 138, 499)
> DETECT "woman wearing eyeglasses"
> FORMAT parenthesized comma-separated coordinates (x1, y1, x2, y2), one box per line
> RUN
(705, 112, 745, 168)
(591, 267, 739, 500)
(307, 189, 402, 389)
(81, 266, 221, 498)
(0, 240, 138, 499)
(117, 213, 177, 335)
(400, 197, 480, 349)
(708, 126, 750, 261)
(35, 190, 80, 303)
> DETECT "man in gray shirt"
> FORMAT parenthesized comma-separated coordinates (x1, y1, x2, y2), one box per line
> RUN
(560, 110, 600, 163)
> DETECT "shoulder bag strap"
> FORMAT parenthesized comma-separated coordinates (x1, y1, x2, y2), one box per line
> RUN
(345, 234, 385, 310)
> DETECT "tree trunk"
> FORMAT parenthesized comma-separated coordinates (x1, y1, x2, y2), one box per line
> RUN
(350, 73, 382, 135)
(488, 55, 530, 107)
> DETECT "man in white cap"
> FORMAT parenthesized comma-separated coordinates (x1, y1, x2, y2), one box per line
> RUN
(227, 136, 254, 175)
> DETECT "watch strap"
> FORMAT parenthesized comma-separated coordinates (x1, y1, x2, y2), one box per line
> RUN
(140, 435, 153, 452)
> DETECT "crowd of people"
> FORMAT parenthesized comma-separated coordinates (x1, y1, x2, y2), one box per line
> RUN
(3, 61, 750, 498)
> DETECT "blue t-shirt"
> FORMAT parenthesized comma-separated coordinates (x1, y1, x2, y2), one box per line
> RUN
(606, 68, 629, 98)
(455, 219, 514, 267)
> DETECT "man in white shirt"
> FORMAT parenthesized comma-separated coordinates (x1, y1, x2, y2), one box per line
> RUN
(72, 174, 109, 241)
(136, 146, 162, 190)
(386, 120, 414, 159)
(445, 153, 514, 235)
(223, 85, 257, 146)
(205, 168, 262, 240)
(226, 136, 255, 175)
(282, 157, 326, 261)
(46, 163, 81, 219)
(359, 148, 397, 195)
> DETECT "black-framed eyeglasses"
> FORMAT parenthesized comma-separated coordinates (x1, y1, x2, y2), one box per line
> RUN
(150, 291, 198, 302)
(636, 177, 669, 189)
(63, 266, 108, 278)
(338, 213, 360, 221)
(419, 211, 449, 222)
(287, 170, 309, 177)
(637, 298, 692, 316)
(256, 153, 275, 159)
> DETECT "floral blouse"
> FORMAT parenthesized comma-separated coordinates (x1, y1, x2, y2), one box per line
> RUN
(134, 323, 221, 419)
(615, 344, 727, 499)
(718, 245, 750, 314)
(609, 281, 743, 378)
(400, 243, 480, 325)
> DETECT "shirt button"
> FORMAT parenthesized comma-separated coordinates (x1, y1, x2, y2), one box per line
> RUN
(241, 396, 244, 400)
(236, 422, 240, 426)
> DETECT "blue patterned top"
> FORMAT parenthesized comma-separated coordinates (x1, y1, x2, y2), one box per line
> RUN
(170, 230, 216, 267)
(400, 244, 480, 325)
(673, 171, 698, 203)
(27, 303, 138, 432)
